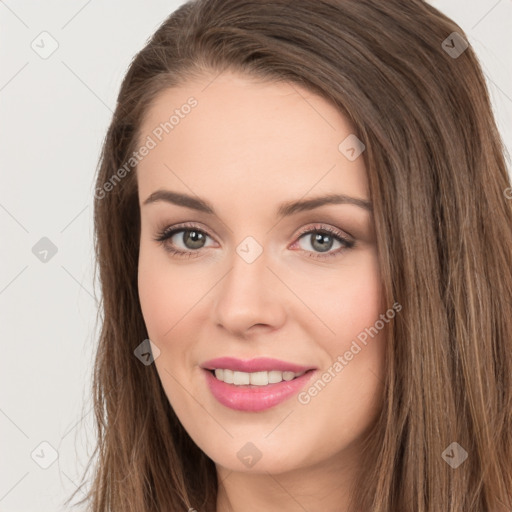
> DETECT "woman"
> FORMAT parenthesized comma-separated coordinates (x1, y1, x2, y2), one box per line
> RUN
(69, 0, 512, 510)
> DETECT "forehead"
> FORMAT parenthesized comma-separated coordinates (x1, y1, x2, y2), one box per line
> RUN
(136, 70, 368, 210)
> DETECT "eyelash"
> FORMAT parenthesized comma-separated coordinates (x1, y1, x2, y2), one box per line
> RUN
(153, 222, 355, 260)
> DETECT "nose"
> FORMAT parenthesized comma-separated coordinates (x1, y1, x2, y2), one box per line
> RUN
(212, 244, 287, 338)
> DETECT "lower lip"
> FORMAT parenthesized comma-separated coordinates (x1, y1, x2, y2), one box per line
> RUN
(203, 369, 316, 412)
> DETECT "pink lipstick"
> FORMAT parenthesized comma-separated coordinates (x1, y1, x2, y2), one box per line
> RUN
(201, 357, 317, 412)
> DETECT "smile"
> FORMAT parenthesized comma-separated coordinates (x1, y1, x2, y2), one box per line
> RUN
(202, 367, 317, 413)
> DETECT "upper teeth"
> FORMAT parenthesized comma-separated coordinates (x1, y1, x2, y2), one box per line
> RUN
(214, 369, 306, 386)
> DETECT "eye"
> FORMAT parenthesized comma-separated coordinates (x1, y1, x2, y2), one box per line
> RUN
(293, 224, 355, 259)
(154, 222, 215, 258)
(153, 222, 355, 260)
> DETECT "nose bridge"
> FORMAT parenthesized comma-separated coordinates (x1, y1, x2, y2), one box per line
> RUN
(221, 235, 271, 307)
(212, 235, 285, 334)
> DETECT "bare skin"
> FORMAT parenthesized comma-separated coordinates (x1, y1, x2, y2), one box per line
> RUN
(136, 69, 388, 512)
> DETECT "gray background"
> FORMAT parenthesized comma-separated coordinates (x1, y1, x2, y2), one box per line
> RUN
(1, 1, 511, 510)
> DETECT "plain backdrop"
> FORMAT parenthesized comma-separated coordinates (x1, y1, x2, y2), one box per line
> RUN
(1, 1, 511, 510)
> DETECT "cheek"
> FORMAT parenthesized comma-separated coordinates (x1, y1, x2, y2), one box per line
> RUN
(137, 244, 198, 339)
(299, 252, 386, 408)
(295, 251, 383, 340)
(337, 267, 383, 339)
(138, 255, 170, 338)
(137, 246, 212, 389)
(332, 254, 386, 380)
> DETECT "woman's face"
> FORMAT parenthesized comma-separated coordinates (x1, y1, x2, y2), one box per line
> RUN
(137, 70, 387, 476)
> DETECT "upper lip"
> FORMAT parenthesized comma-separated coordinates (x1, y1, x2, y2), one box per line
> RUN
(200, 357, 316, 373)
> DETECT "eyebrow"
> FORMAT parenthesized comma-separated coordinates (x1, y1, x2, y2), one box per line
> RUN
(143, 189, 373, 216)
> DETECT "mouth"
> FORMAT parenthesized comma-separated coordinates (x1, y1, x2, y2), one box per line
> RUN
(202, 366, 317, 412)
(206, 368, 314, 386)
(200, 356, 316, 374)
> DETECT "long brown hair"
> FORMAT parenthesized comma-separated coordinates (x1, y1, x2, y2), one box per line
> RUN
(66, 1, 512, 510)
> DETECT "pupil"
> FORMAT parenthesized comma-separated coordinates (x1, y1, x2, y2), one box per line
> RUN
(312, 233, 333, 253)
(185, 230, 205, 249)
